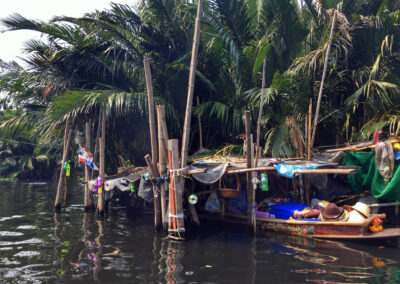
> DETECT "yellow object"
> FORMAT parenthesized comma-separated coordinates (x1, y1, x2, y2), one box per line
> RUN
(393, 142, 400, 150)
(369, 218, 383, 232)
(371, 257, 385, 267)
(98, 187, 103, 194)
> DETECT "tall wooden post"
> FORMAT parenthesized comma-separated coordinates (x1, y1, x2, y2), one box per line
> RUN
(97, 102, 106, 215)
(54, 118, 72, 210)
(181, 0, 203, 167)
(168, 139, 185, 239)
(178, 0, 203, 226)
(157, 105, 168, 228)
(143, 58, 158, 165)
(307, 99, 312, 161)
(311, 10, 337, 148)
(196, 96, 203, 150)
(144, 58, 161, 228)
(245, 111, 255, 230)
(84, 121, 94, 211)
(256, 58, 267, 162)
(144, 154, 162, 230)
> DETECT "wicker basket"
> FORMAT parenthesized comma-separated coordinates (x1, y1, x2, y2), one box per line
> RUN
(218, 174, 241, 199)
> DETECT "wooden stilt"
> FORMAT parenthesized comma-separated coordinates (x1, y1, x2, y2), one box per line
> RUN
(311, 10, 337, 148)
(92, 112, 102, 179)
(54, 119, 72, 210)
(168, 139, 185, 239)
(144, 154, 162, 230)
(97, 102, 106, 215)
(245, 111, 255, 231)
(144, 58, 161, 229)
(85, 121, 94, 211)
(156, 105, 168, 228)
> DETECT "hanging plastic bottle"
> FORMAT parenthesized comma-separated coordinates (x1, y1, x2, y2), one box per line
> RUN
(64, 160, 71, 177)
(94, 175, 103, 194)
(261, 172, 269, 191)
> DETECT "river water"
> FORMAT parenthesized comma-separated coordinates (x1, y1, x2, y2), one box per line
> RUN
(0, 180, 400, 283)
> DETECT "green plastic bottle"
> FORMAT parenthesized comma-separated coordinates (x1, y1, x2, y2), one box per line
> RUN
(261, 172, 269, 191)
(130, 183, 135, 193)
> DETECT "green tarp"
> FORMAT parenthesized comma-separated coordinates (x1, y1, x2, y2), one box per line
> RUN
(344, 151, 400, 201)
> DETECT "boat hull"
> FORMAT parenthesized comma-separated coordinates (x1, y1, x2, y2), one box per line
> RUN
(256, 217, 400, 240)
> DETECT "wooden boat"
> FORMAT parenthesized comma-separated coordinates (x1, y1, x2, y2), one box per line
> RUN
(200, 212, 400, 240)
(255, 215, 400, 240)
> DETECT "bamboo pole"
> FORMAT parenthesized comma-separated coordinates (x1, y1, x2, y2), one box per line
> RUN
(244, 111, 255, 230)
(144, 58, 161, 229)
(54, 125, 72, 210)
(181, 0, 203, 167)
(143, 58, 158, 166)
(144, 154, 162, 230)
(156, 105, 168, 228)
(294, 168, 356, 175)
(196, 96, 203, 150)
(256, 58, 267, 160)
(307, 99, 312, 161)
(84, 121, 94, 211)
(97, 102, 106, 215)
(168, 139, 185, 239)
(226, 166, 275, 174)
(311, 10, 337, 148)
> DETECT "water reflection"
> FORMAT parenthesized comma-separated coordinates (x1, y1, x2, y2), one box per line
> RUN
(1, 181, 400, 283)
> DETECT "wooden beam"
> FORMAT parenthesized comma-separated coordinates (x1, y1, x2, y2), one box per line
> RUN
(294, 168, 356, 175)
(226, 166, 275, 174)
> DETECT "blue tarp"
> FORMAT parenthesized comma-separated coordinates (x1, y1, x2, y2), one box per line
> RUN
(274, 163, 325, 178)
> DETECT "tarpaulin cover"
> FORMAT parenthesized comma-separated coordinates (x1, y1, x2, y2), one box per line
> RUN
(344, 151, 400, 201)
(189, 163, 228, 184)
(274, 163, 326, 178)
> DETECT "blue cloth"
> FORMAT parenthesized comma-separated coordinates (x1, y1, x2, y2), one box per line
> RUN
(394, 150, 400, 160)
(274, 163, 325, 178)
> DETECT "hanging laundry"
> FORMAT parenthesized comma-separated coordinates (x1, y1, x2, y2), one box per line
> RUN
(78, 144, 99, 170)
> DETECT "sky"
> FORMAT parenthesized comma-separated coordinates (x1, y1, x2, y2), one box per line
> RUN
(0, 0, 136, 64)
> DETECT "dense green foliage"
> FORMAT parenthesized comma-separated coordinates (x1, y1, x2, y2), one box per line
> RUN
(0, 0, 399, 176)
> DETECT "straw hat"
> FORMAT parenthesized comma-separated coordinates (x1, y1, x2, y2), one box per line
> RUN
(344, 202, 370, 218)
(320, 203, 344, 220)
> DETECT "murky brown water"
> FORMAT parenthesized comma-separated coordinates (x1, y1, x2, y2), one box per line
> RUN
(0, 180, 400, 283)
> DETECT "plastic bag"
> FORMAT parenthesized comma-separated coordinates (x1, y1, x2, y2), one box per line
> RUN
(205, 191, 221, 213)
(375, 141, 394, 182)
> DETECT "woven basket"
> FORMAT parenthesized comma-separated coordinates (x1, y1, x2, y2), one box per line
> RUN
(218, 174, 241, 199)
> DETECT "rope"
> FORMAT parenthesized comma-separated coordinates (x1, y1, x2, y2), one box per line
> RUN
(0, 137, 61, 149)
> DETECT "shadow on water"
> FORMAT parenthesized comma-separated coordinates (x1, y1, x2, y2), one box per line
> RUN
(1, 180, 400, 283)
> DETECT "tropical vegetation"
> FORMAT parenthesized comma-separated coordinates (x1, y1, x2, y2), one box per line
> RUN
(0, 0, 399, 177)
